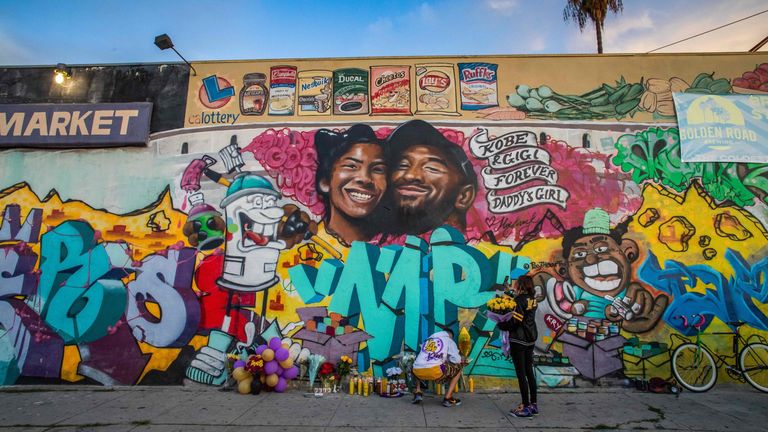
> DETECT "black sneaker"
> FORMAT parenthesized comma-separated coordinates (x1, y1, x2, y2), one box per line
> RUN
(442, 397, 461, 407)
(411, 392, 423, 404)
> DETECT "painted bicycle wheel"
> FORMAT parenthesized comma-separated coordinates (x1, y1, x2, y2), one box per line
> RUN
(740, 343, 768, 393)
(671, 343, 717, 392)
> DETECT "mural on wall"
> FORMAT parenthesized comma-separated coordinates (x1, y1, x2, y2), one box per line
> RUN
(2, 54, 768, 390)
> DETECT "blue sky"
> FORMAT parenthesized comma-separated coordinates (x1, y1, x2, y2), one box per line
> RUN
(1, 0, 767, 66)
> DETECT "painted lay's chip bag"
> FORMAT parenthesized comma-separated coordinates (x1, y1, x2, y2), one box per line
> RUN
(458, 63, 499, 110)
(415, 63, 459, 116)
(370, 66, 412, 115)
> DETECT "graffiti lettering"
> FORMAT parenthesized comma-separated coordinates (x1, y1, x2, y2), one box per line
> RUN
(640, 249, 768, 334)
(289, 226, 529, 374)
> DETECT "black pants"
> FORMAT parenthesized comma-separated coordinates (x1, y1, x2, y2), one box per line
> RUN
(509, 344, 536, 405)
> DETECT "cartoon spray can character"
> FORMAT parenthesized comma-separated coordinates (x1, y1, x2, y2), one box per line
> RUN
(183, 192, 226, 250)
(217, 172, 286, 292)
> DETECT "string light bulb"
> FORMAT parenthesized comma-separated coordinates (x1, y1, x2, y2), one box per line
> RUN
(54, 63, 71, 85)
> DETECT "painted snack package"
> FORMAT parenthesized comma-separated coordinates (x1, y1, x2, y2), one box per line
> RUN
(333, 68, 369, 115)
(458, 62, 499, 110)
(370, 66, 412, 115)
(269, 66, 297, 115)
(415, 63, 459, 115)
(297, 70, 333, 116)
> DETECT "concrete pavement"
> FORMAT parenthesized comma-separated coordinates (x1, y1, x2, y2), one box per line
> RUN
(1, 385, 766, 431)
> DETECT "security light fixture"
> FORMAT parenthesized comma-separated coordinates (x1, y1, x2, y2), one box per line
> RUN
(54, 63, 71, 85)
(154, 33, 197, 76)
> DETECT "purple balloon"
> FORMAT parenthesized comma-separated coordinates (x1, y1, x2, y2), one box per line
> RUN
(268, 337, 283, 351)
(255, 345, 267, 355)
(275, 347, 289, 362)
(263, 360, 278, 375)
(274, 377, 288, 393)
(282, 366, 299, 380)
(275, 365, 284, 376)
(233, 360, 246, 369)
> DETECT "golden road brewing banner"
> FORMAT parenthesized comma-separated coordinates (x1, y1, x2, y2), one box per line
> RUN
(673, 93, 768, 163)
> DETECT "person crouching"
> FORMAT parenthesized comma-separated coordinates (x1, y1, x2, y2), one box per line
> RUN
(411, 328, 465, 407)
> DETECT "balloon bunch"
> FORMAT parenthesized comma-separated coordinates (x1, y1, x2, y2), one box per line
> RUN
(232, 337, 300, 394)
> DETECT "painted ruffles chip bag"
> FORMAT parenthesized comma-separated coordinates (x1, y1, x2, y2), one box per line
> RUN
(333, 68, 369, 115)
(458, 63, 499, 110)
(370, 66, 412, 115)
(415, 64, 459, 116)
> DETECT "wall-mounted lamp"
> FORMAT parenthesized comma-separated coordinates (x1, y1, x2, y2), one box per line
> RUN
(54, 63, 71, 85)
(154, 34, 197, 76)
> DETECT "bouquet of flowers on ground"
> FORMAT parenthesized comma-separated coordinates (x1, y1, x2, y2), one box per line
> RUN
(319, 361, 337, 392)
(385, 366, 404, 396)
(486, 296, 519, 355)
(399, 352, 416, 391)
(337, 355, 353, 378)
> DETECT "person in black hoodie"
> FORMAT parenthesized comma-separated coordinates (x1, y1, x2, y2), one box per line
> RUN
(499, 275, 539, 418)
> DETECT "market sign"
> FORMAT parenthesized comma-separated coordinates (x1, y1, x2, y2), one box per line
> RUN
(0, 102, 153, 148)
(673, 93, 768, 163)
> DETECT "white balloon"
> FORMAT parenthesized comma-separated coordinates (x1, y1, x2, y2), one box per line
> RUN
(288, 343, 302, 362)
(297, 347, 311, 364)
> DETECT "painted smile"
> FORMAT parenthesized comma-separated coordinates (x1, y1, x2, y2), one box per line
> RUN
(344, 187, 376, 203)
(396, 184, 429, 198)
(239, 212, 278, 248)
(582, 260, 622, 291)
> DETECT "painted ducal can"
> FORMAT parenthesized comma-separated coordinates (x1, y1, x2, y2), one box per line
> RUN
(333, 68, 369, 115)
(458, 62, 499, 110)
(269, 66, 297, 115)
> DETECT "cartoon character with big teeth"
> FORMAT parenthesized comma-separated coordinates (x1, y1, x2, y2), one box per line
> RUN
(218, 172, 287, 292)
(535, 208, 668, 334)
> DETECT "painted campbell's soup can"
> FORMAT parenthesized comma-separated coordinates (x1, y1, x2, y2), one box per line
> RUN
(269, 66, 297, 115)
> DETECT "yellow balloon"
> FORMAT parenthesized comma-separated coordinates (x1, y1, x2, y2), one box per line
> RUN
(266, 373, 279, 387)
(238, 377, 253, 394)
(232, 367, 250, 381)
(282, 342, 290, 350)
(279, 358, 294, 369)
(259, 374, 266, 383)
(262, 348, 275, 362)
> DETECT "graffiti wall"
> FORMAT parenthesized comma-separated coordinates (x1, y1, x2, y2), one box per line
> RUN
(1, 53, 767, 389)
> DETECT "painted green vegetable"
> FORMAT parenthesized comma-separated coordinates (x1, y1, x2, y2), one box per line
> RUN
(538, 85, 553, 98)
(507, 93, 526, 108)
(510, 76, 645, 120)
(525, 98, 544, 111)
(544, 99, 564, 113)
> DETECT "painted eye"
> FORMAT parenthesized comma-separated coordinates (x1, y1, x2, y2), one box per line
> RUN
(595, 245, 609, 253)
(573, 251, 587, 259)
(264, 196, 277, 207)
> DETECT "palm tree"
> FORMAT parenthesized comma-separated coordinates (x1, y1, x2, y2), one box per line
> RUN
(564, 0, 624, 54)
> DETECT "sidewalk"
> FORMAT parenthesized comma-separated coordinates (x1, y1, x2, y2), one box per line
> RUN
(1, 385, 765, 432)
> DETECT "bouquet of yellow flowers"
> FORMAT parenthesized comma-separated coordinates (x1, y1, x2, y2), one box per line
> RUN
(337, 355, 353, 378)
(485, 295, 520, 355)
(486, 296, 517, 314)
